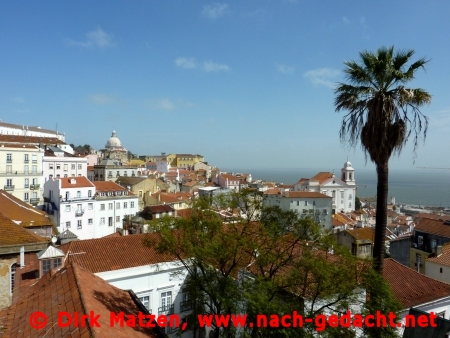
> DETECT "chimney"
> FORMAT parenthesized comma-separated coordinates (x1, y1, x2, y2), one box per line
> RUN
(20, 246, 25, 267)
(436, 245, 443, 256)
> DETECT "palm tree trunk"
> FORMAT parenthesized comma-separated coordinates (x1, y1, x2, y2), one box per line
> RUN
(373, 162, 389, 273)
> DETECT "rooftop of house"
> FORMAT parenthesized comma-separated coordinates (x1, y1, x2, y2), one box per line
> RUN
(309, 172, 335, 184)
(59, 233, 179, 273)
(344, 227, 375, 242)
(93, 181, 128, 193)
(332, 217, 346, 227)
(145, 204, 176, 214)
(219, 173, 241, 181)
(0, 134, 65, 145)
(0, 213, 49, 246)
(0, 121, 60, 135)
(415, 218, 450, 238)
(116, 176, 148, 185)
(383, 258, 450, 309)
(426, 243, 450, 266)
(60, 176, 95, 189)
(0, 190, 53, 227)
(1, 263, 164, 337)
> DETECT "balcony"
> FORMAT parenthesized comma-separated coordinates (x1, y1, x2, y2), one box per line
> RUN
(180, 301, 193, 312)
(158, 305, 174, 316)
(0, 171, 43, 177)
(4, 185, 14, 191)
(30, 198, 40, 204)
(24, 159, 29, 163)
(30, 184, 40, 190)
(75, 210, 84, 217)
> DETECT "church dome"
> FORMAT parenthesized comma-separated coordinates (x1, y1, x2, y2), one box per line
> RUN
(105, 130, 122, 149)
(344, 160, 353, 168)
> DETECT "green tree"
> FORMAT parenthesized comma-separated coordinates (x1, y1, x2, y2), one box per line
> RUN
(335, 46, 431, 273)
(355, 197, 362, 211)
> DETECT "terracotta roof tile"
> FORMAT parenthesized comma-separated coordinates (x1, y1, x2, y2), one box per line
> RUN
(383, 258, 450, 309)
(0, 214, 48, 246)
(0, 134, 65, 144)
(415, 218, 450, 238)
(2, 263, 164, 337)
(0, 190, 53, 227)
(60, 176, 95, 188)
(426, 243, 450, 266)
(59, 233, 178, 273)
(93, 180, 128, 192)
(309, 172, 334, 184)
(345, 227, 375, 241)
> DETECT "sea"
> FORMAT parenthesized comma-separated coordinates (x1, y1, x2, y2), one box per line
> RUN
(222, 167, 450, 209)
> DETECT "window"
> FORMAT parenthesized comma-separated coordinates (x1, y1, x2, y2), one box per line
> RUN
(24, 192, 29, 201)
(124, 171, 128, 176)
(116, 202, 120, 209)
(71, 164, 75, 170)
(24, 178, 29, 188)
(56, 164, 61, 170)
(78, 164, 82, 170)
(100, 204, 105, 210)
(64, 164, 68, 171)
(108, 171, 112, 177)
(6, 153, 12, 163)
(77, 220, 82, 229)
(139, 191, 143, 197)
(66, 221, 71, 228)
(100, 217, 105, 224)
(349, 202, 352, 208)
(124, 202, 127, 208)
(431, 239, 437, 251)
(65, 205, 70, 212)
(64, 174, 68, 178)
(130, 201, 135, 208)
(161, 291, 172, 311)
(10, 263, 17, 295)
(6, 179, 12, 188)
(88, 190, 92, 197)
(116, 216, 120, 222)
(49, 163, 54, 170)
(56, 174, 60, 179)
(108, 203, 113, 210)
(24, 154, 29, 163)
(88, 203, 93, 210)
(304, 201, 307, 206)
(32, 154, 37, 163)
(440, 268, 443, 274)
(117, 171, 120, 177)
(313, 201, 316, 206)
(42, 260, 51, 275)
(24, 165, 29, 174)
(341, 192, 344, 199)
(418, 235, 423, 248)
(6, 165, 12, 174)
(296, 201, 300, 206)
(88, 218, 93, 225)
(32, 165, 37, 174)
(53, 258, 62, 269)
(139, 296, 150, 310)
(77, 191, 81, 198)
(323, 209, 328, 215)
(349, 194, 352, 199)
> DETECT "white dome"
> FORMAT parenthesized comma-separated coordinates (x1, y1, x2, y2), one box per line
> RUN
(344, 160, 353, 168)
(105, 130, 122, 148)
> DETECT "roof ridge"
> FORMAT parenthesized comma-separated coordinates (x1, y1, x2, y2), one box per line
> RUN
(71, 264, 96, 337)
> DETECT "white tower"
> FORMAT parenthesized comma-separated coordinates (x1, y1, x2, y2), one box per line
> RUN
(341, 159, 356, 186)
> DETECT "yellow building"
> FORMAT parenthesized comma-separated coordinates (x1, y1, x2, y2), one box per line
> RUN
(166, 153, 204, 169)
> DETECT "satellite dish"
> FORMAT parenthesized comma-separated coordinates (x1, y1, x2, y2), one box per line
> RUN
(51, 236, 57, 244)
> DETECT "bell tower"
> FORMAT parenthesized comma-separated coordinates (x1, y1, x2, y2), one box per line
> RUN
(341, 159, 356, 186)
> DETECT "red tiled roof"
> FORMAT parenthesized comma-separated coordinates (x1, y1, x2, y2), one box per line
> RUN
(60, 176, 95, 188)
(309, 172, 334, 184)
(59, 233, 179, 273)
(146, 204, 175, 213)
(426, 243, 450, 266)
(346, 227, 375, 242)
(415, 218, 450, 238)
(220, 173, 240, 181)
(383, 258, 450, 309)
(93, 180, 128, 192)
(0, 134, 65, 145)
(0, 214, 48, 246)
(0, 190, 53, 227)
(1, 263, 163, 337)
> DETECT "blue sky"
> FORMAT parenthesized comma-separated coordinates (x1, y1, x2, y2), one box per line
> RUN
(1, 1, 449, 171)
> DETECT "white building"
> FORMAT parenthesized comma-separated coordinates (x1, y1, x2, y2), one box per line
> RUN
(294, 160, 357, 213)
(93, 181, 139, 237)
(43, 177, 138, 239)
(60, 233, 192, 338)
(0, 144, 44, 205)
(43, 146, 88, 182)
(0, 120, 65, 141)
(263, 191, 333, 230)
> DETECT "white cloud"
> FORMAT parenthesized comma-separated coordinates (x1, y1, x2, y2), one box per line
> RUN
(203, 61, 230, 72)
(304, 68, 340, 88)
(67, 27, 116, 48)
(275, 63, 295, 74)
(89, 94, 119, 105)
(156, 98, 176, 111)
(175, 57, 198, 69)
(202, 3, 229, 19)
(342, 17, 350, 25)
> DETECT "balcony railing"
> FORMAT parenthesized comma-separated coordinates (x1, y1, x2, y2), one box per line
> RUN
(158, 305, 174, 316)
(30, 198, 40, 204)
(4, 185, 14, 191)
(0, 171, 43, 177)
(24, 159, 29, 163)
(30, 184, 40, 190)
(75, 210, 84, 217)
(180, 301, 193, 312)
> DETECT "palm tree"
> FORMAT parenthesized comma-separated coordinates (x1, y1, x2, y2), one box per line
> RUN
(335, 46, 431, 273)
